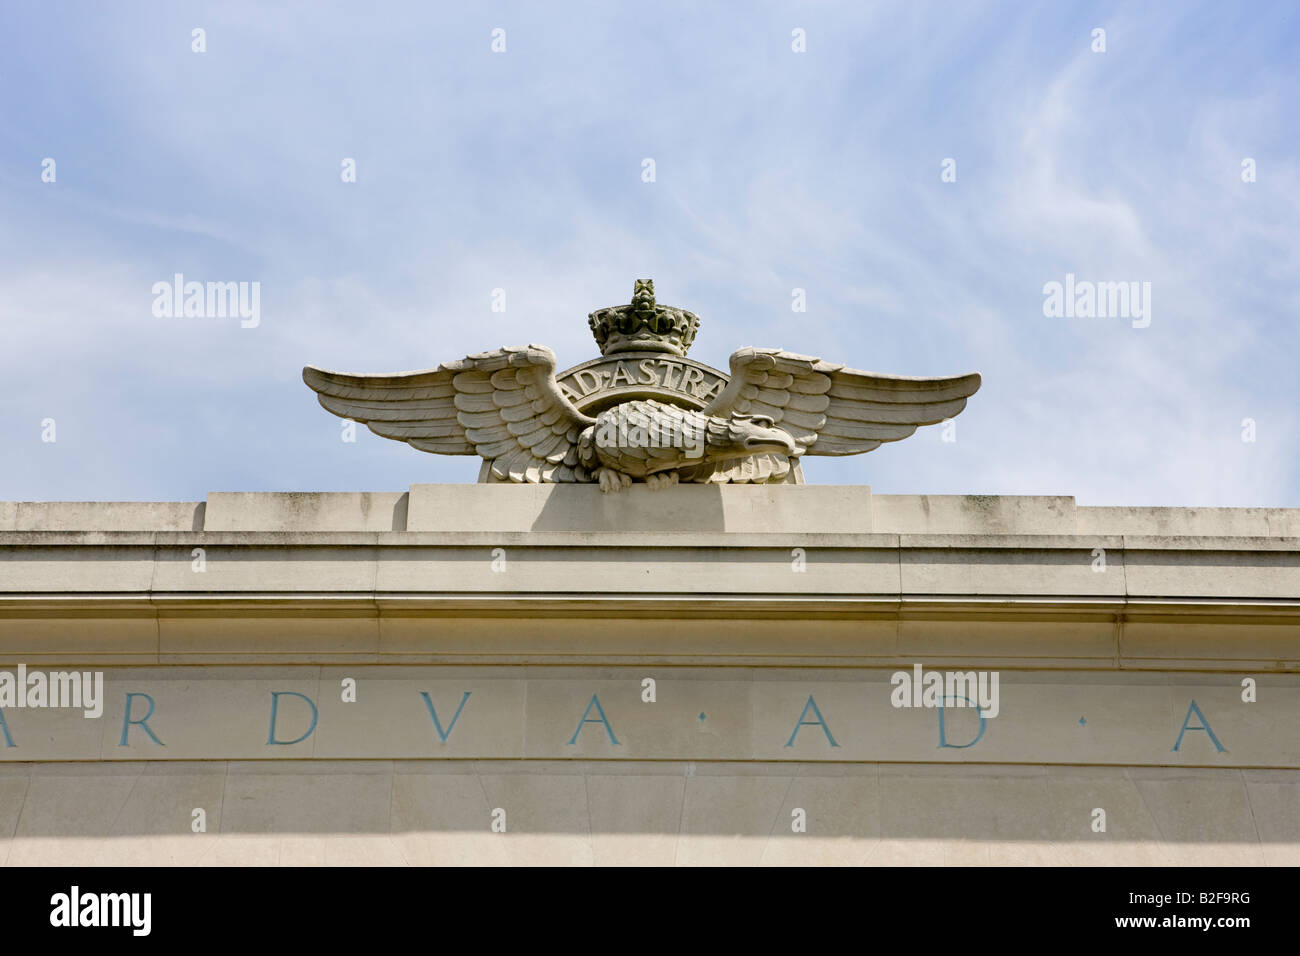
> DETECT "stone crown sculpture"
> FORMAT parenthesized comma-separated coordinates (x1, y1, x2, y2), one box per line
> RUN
(588, 278, 700, 356)
(303, 281, 981, 492)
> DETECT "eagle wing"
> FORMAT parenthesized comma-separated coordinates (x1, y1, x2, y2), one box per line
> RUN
(702, 347, 981, 456)
(302, 345, 596, 483)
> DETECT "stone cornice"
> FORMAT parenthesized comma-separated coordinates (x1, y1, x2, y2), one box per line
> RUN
(0, 486, 1296, 669)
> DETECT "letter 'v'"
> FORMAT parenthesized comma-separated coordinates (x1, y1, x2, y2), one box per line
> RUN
(420, 691, 471, 743)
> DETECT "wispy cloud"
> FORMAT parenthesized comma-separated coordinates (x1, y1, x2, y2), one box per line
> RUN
(0, 0, 1295, 504)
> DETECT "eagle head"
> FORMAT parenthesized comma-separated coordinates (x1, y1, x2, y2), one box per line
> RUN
(711, 413, 799, 460)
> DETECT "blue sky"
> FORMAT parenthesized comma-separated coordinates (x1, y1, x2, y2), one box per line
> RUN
(1, 1, 1296, 505)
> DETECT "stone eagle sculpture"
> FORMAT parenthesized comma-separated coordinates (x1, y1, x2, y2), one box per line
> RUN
(303, 280, 981, 492)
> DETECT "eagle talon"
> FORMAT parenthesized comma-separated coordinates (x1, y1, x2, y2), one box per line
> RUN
(645, 472, 680, 491)
(597, 468, 633, 493)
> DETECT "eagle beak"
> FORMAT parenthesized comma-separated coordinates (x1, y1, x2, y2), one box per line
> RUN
(743, 432, 797, 455)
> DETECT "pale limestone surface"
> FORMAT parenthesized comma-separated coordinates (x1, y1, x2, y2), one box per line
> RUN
(204, 492, 407, 532)
(0, 484, 1297, 865)
(7, 486, 1300, 536)
(406, 483, 873, 533)
(0, 761, 1295, 867)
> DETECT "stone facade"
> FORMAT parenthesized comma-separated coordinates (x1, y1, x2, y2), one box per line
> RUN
(1, 485, 1298, 865)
